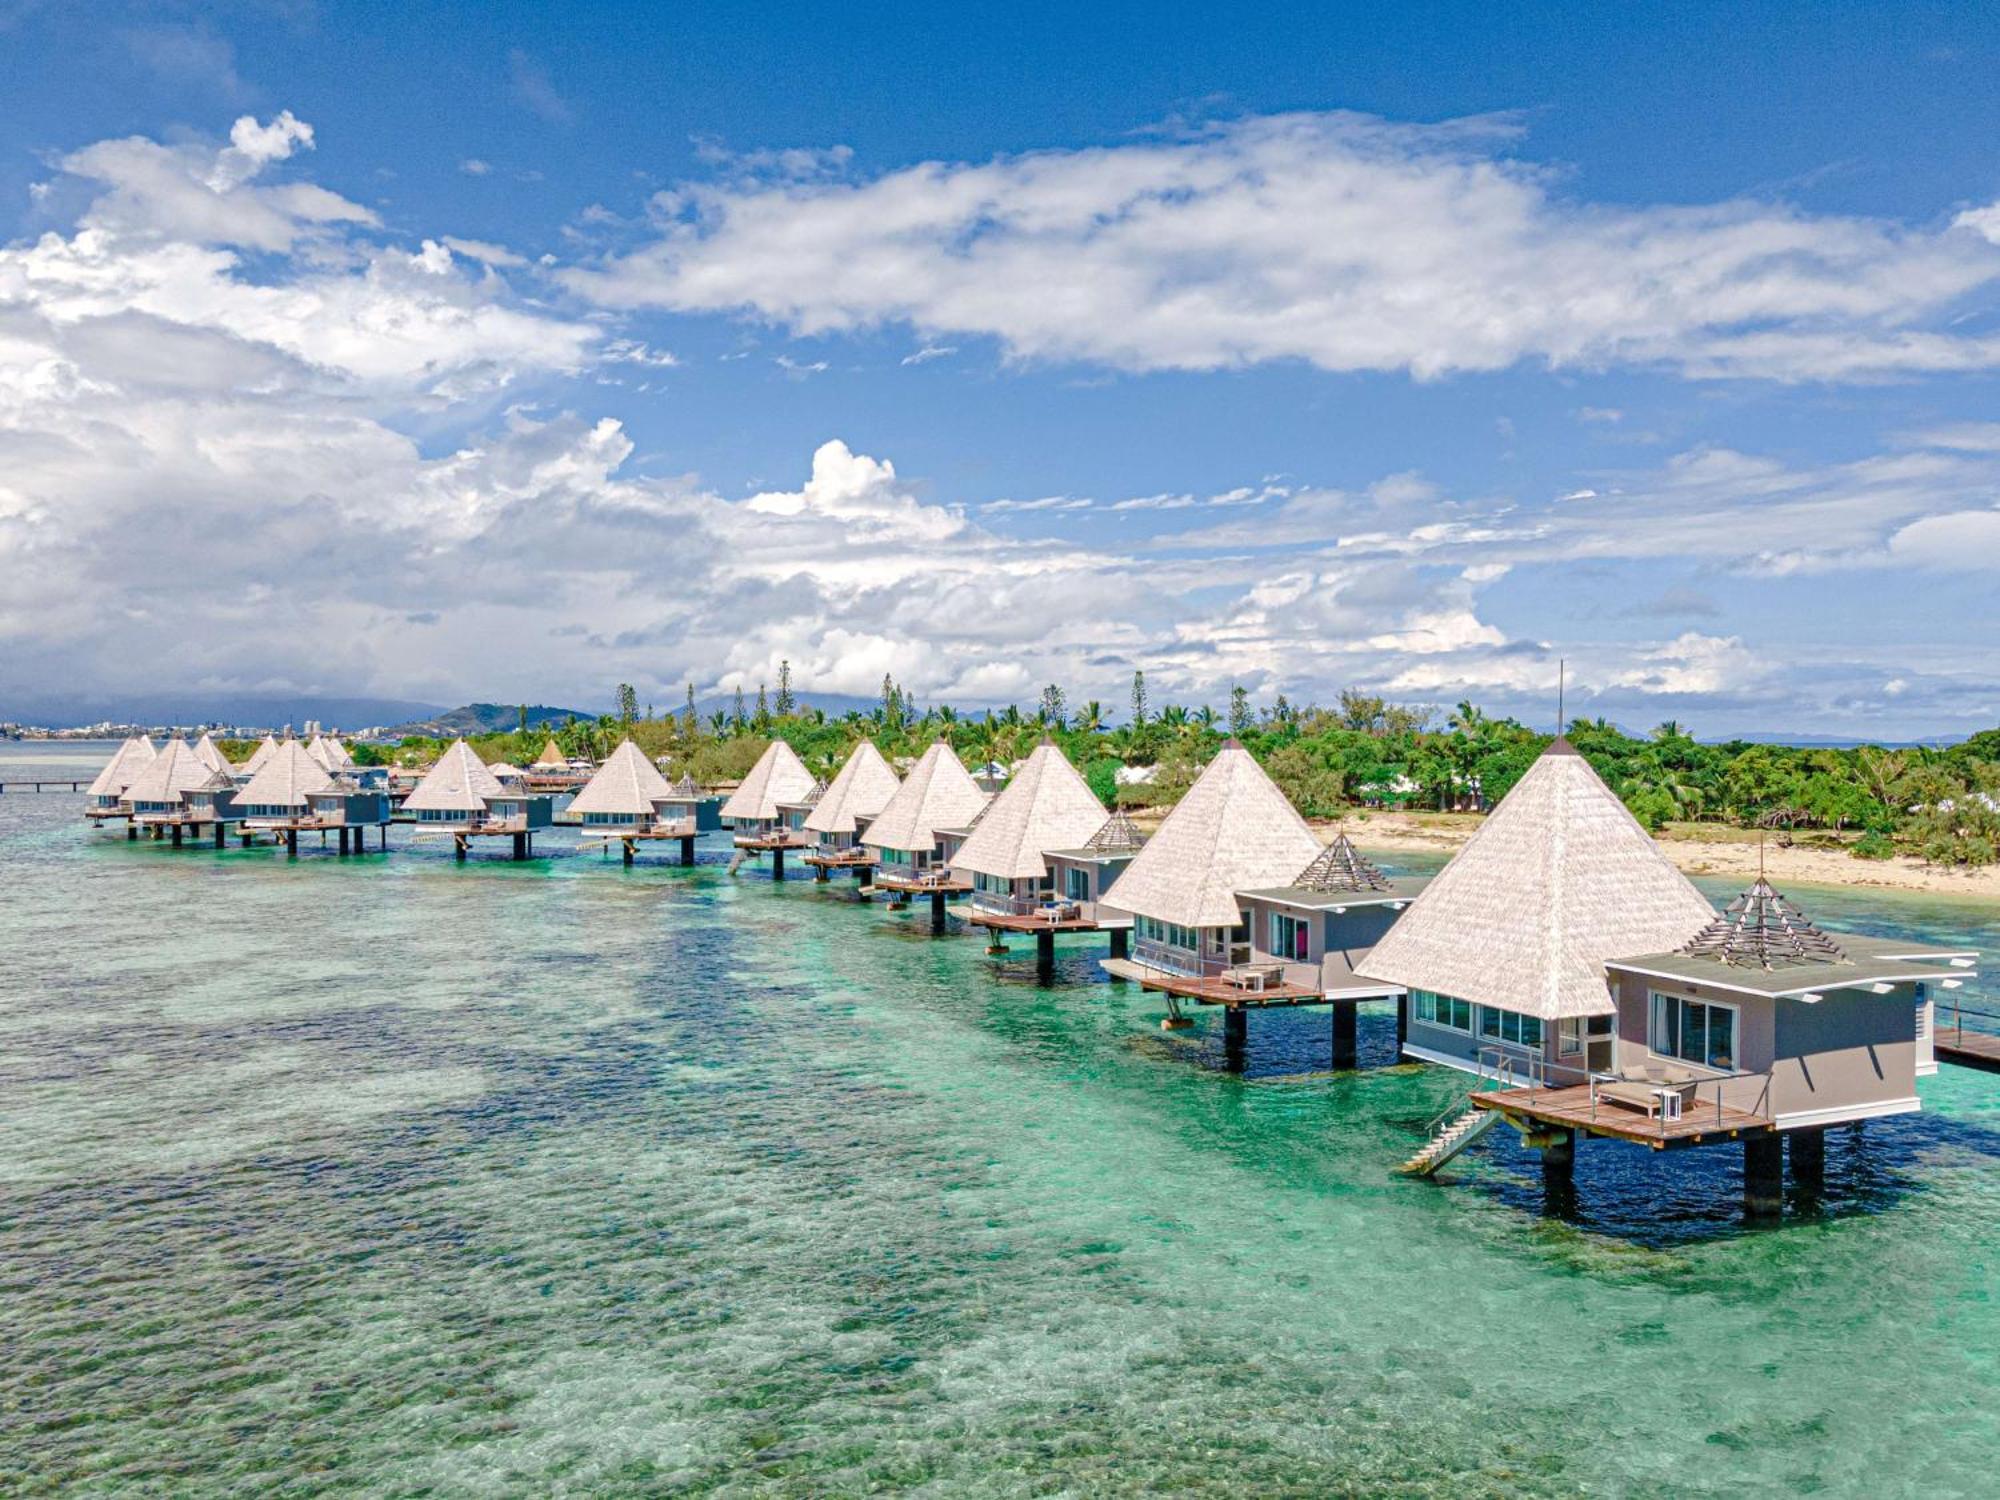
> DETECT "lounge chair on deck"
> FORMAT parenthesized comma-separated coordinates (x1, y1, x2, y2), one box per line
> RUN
(1595, 1064, 1699, 1118)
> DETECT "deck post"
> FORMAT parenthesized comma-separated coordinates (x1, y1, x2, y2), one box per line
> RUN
(680, 835, 695, 866)
(1538, 1126, 1576, 1189)
(1035, 928, 1056, 980)
(336, 828, 348, 857)
(286, 828, 299, 858)
(240, 829, 251, 847)
(1788, 1127, 1826, 1194)
(930, 889, 947, 930)
(170, 824, 182, 847)
(1743, 1133, 1784, 1219)
(380, 824, 388, 851)
(454, 834, 466, 862)
(214, 822, 225, 848)
(1331, 1001, 1358, 1070)
(772, 848, 785, 882)
(1222, 1005, 1249, 1068)
(623, 839, 634, 866)
(814, 862, 828, 882)
(512, 832, 528, 861)
(1109, 927, 1129, 960)
(1396, 993, 1409, 1052)
(127, 822, 137, 840)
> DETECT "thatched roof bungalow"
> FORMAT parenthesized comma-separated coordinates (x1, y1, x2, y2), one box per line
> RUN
(720, 739, 817, 843)
(124, 738, 222, 824)
(235, 738, 335, 822)
(803, 741, 901, 856)
(863, 738, 988, 885)
(235, 734, 281, 779)
(85, 735, 156, 813)
(954, 740, 1109, 919)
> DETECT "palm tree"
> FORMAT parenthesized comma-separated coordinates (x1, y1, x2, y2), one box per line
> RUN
(1076, 700, 1106, 735)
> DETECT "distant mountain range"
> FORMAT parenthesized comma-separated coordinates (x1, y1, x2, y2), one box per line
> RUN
(385, 703, 598, 737)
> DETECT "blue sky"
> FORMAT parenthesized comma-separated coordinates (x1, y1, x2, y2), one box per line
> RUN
(3, 1, 1999, 734)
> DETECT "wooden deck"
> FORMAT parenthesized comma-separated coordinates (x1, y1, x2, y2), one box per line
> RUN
(1102, 958, 1322, 1009)
(965, 908, 1111, 935)
(1933, 1025, 2000, 1072)
(871, 871, 972, 895)
(802, 847, 876, 868)
(734, 833, 811, 852)
(1471, 1084, 1771, 1149)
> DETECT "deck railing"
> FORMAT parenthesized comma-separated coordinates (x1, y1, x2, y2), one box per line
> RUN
(1584, 1064, 1773, 1127)
(1938, 998, 2000, 1043)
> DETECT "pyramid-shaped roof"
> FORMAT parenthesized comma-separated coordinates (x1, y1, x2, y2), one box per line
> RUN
(1681, 877, 1848, 969)
(1359, 739, 1716, 1020)
(1083, 809, 1146, 853)
(191, 733, 230, 774)
(719, 739, 817, 821)
(952, 740, 1109, 880)
(1100, 741, 1321, 928)
(1291, 832, 1390, 893)
(531, 738, 569, 770)
(237, 734, 281, 776)
(403, 738, 504, 813)
(804, 741, 902, 834)
(863, 739, 988, 854)
(664, 772, 702, 799)
(235, 738, 335, 809)
(87, 735, 157, 798)
(123, 737, 215, 805)
(306, 734, 354, 771)
(569, 739, 672, 816)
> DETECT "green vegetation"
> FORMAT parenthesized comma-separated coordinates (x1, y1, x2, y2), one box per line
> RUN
(283, 678, 2000, 868)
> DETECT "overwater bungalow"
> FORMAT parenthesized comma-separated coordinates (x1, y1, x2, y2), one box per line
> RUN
(801, 740, 902, 880)
(404, 738, 552, 860)
(191, 733, 231, 776)
(720, 739, 818, 876)
(955, 739, 1130, 967)
(306, 734, 354, 773)
(568, 739, 700, 864)
(1097, 740, 1340, 1057)
(1360, 737, 1982, 1213)
(526, 738, 591, 793)
(83, 734, 156, 827)
(123, 737, 237, 846)
(864, 738, 990, 922)
(233, 739, 389, 855)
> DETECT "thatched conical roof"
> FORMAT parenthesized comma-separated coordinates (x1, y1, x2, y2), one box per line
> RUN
(805, 741, 901, 834)
(237, 734, 281, 776)
(235, 738, 335, 809)
(309, 734, 354, 770)
(87, 735, 157, 798)
(1359, 739, 1715, 1020)
(1083, 809, 1146, 853)
(404, 739, 504, 813)
(569, 739, 672, 817)
(531, 738, 569, 771)
(665, 772, 702, 799)
(952, 740, 1108, 880)
(123, 737, 215, 805)
(190, 733, 230, 774)
(1682, 878, 1847, 969)
(1100, 741, 1320, 929)
(863, 739, 988, 854)
(1291, 832, 1390, 893)
(719, 739, 817, 821)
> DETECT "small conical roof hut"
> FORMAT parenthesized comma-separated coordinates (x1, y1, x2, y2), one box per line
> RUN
(569, 739, 672, 817)
(236, 738, 335, 811)
(1101, 741, 1320, 928)
(237, 734, 281, 776)
(1681, 877, 1847, 969)
(1290, 831, 1390, 893)
(404, 738, 504, 813)
(805, 741, 902, 835)
(87, 735, 157, 798)
(719, 739, 817, 822)
(951, 740, 1108, 880)
(1359, 739, 1715, 1019)
(531, 738, 569, 771)
(122, 737, 215, 805)
(191, 733, 230, 775)
(665, 772, 701, 799)
(1082, 809, 1146, 853)
(863, 739, 988, 854)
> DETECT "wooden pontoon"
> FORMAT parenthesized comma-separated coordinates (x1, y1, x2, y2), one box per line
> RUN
(568, 739, 700, 864)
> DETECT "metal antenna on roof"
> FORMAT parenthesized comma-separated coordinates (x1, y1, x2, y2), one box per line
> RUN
(1556, 658, 1565, 736)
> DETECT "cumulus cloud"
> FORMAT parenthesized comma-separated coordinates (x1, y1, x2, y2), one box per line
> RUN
(563, 110, 2000, 382)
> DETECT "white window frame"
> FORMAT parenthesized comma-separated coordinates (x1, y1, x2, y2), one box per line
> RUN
(1648, 990, 1740, 1074)
(1413, 989, 1474, 1033)
(1477, 1005, 1544, 1050)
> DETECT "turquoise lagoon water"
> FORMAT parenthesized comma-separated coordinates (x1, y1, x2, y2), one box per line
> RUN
(3, 741, 1998, 1495)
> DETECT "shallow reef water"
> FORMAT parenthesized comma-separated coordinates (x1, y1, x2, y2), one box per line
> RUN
(2, 742, 1997, 1496)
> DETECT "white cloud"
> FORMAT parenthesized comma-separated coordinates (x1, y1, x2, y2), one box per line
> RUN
(901, 343, 956, 365)
(983, 495, 1091, 513)
(564, 110, 2000, 382)
(460, 158, 494, 177)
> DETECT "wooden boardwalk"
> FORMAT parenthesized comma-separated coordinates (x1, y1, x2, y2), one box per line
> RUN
(1934, 1024, 2000, 1073)
(1472, 1084, 1771, 1150)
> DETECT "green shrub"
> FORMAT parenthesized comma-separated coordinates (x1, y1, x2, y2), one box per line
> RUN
(1850, 830, 1896, 861)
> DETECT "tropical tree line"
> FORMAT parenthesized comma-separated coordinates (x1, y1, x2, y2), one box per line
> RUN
(366, 669, 2000, 867)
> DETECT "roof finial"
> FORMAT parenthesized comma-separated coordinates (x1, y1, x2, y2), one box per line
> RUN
(1556, 657, 1565, 737)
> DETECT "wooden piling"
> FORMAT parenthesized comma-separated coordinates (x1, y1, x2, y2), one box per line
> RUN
(680, 834, 695, 866)
(1788, 1127, 1826, 1195)
(1223, 1004, 1248, 1068)
(1331, 1001, 1357, 1070)
(1744, 1134, 1784, 1219)
(1108, 927, 1129, 960)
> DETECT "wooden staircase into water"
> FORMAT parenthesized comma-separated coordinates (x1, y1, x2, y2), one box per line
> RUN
(1399, 1105, 1498, 1176)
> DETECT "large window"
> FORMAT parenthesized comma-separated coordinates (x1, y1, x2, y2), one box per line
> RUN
(1477, 1006, 1543, 1049)
(1413, 989, 1473, 1033)
(1649, 992, 1736, 1071)
(1270, 912, 1311, 961)
(1139, 916, 1197, 951)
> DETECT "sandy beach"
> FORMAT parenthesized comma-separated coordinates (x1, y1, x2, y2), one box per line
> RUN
(1331, 809, 2000, 901)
